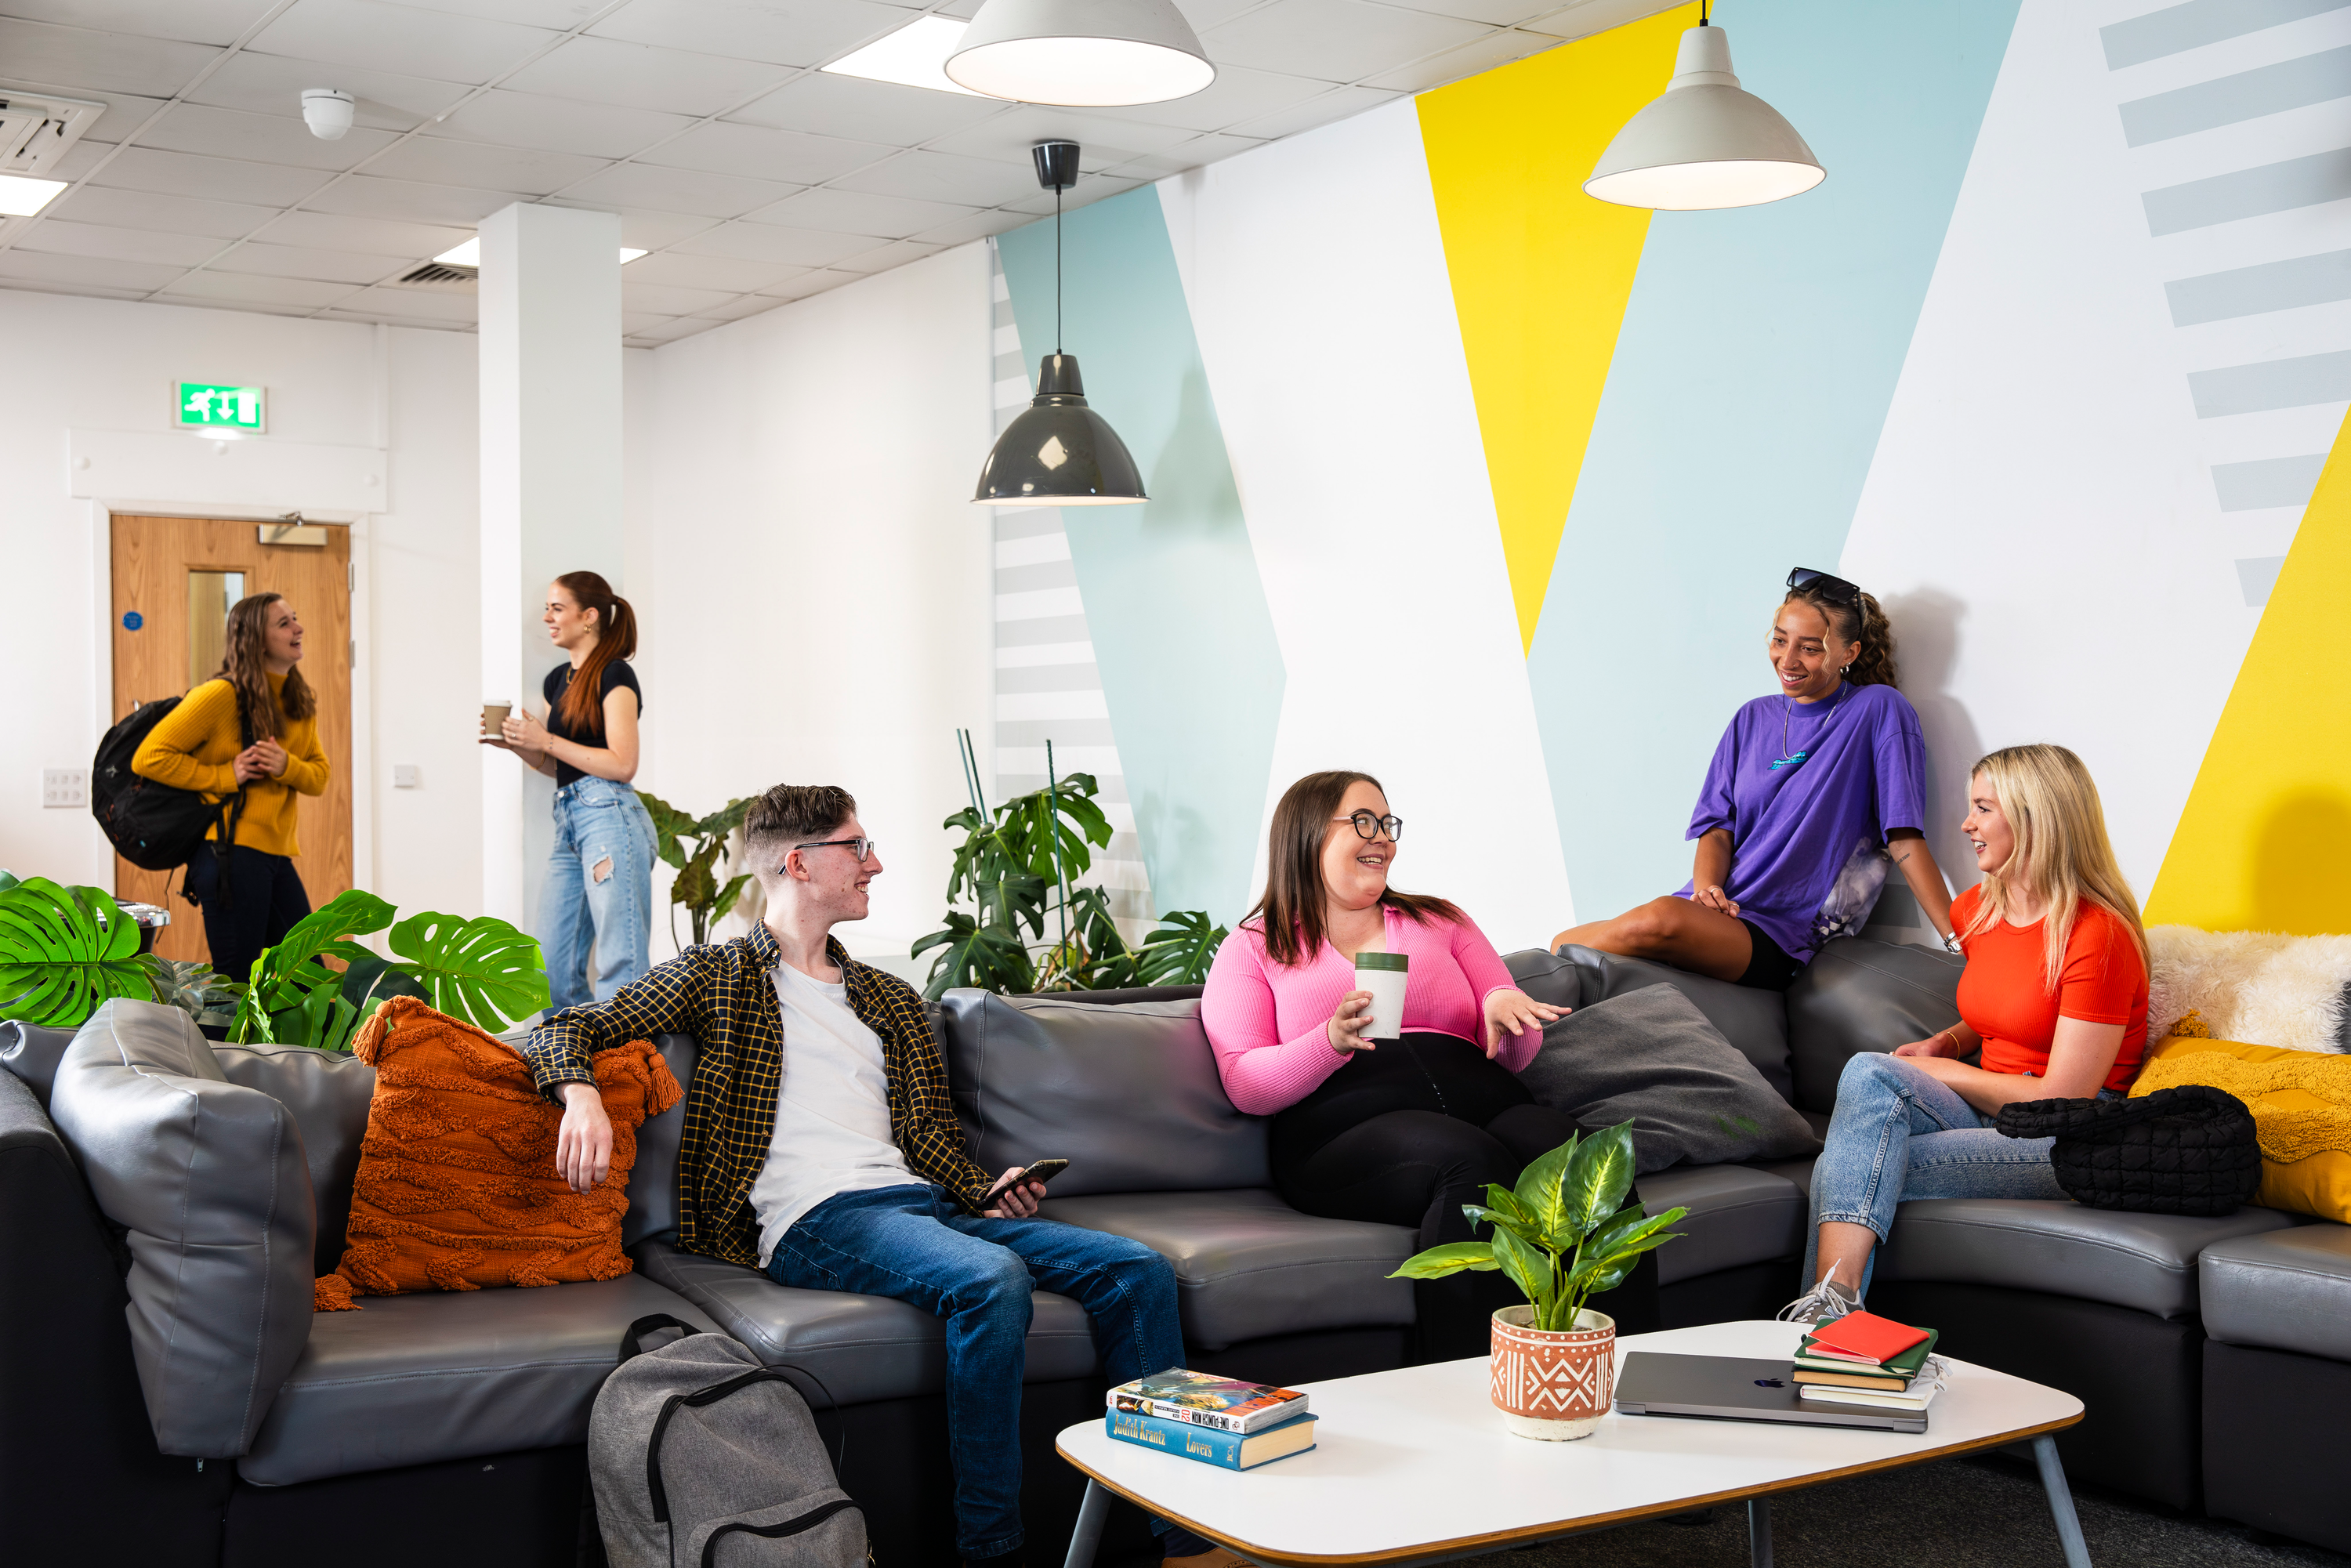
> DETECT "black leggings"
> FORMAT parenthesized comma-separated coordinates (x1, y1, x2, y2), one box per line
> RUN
(1273, 1032, 1660, 1362)
(184, 845, 310, 985)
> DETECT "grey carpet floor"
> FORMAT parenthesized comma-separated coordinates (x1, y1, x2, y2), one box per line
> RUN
(1451, 1454, 2351, 1568)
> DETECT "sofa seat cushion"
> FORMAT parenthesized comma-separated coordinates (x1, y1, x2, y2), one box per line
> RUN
(1039, 1189, 1415, 1350)
(2201, 1225, 2351, 1360)
(1636, 1164, 1805, 1287)
(1874, 1198, 2306, 1319)
(237, 1273, 715, 1486)
(633, 1240, 1099, 1402)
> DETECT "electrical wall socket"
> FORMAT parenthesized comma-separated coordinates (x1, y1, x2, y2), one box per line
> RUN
(392, 764, 421, 789)
(43, 769, 89, 808)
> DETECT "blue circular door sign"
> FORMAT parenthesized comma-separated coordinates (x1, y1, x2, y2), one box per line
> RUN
(122, 611, 143, 631)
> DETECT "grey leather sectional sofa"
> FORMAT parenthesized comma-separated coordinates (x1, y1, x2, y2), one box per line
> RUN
(7, 932, 2349, 1565)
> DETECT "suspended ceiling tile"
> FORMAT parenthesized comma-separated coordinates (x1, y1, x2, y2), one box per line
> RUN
(1361, 26, 1560, 92)
(1002, 170, 1149, 212)
(1201, 0, 1491, 82)
(621, 279, 736, 315)
(0, 17, 220, 98)
(920, 106, 1199, 169)
(500, 35, 792, 118)
(186, 49, 473, 131)
(1516, 0, 1679, 41)
(245, 0, 558, 85)
(13, 218, 223, 266)
(909, 206, 1031, 246)
(759, 266, 854, 300)
(435, 87, 695, 159)
(830, 149, 1038, 207)
(209, 239, 408, 284)
(314, 306, 470, 330)
(0, 276, 150, 302)
(0, 78, 170, 144)
(365, 134, 610, 194)
(726, 71, 1008, 146)
(672, 218, 872, 266)
(602, 207, 725, 248)
(620, 309, 675, 335)
(134, 102, 400, 171)
(637, 120, 894, 185)
(828, 237, 942, 273)
(48, 183, 279, 237)
(691, 292, 789, 322)
(1081, 63, 1339, 133)
(1223, 84, 1403, 140)
(1097, 136, 1262, 181)
(625, 314, 718, 343)
(1382, 0, 1550, 24)
(90, 145, 335, 205)
(586, 0, 920, 70)
(331, 281, 477, 320)
(618, 248, 804, 292)
(385, 0, 603, 28)
(0, 0, 283, 48)
(0, 246, 188, 291)
(560, 161, 804, 219)
(752, 185, 980, 238)
(46, 139, 113, 180)
(258, 208, 474, 255)
(305, 172, 525, 223)
(161, 268, 360, 306)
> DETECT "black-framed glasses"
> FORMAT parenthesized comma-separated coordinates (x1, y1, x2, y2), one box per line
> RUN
(1787, 567, 1864, 607)
(1332, 811, 1402, 842)
(791, 836, 878, 867)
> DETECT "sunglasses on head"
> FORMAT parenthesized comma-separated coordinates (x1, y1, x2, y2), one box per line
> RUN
(1787, 567, 1864, 607)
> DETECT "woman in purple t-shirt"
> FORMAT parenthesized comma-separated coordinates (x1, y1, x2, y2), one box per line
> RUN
(1552, 569, 1959, 990)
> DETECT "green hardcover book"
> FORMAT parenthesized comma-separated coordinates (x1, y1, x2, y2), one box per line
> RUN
(1796, 1327, 1939, 1382)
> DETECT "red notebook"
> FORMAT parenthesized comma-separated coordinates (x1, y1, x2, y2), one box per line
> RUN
(1803, 1310, 1930, 1367)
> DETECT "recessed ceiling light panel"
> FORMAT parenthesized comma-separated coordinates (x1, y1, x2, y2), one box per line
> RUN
(433, 238, 648, 267)
(0, 174, 67, 216)
(823, 16, 992, 98)
(947, 0, 1214, 107)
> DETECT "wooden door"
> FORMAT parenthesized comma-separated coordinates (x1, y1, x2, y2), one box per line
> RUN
(110, 515, 353, 964)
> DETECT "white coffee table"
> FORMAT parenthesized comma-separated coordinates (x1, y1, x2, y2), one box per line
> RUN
(1057, 1320, 2089, 1568)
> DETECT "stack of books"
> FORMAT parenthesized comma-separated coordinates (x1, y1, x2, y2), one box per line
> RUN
(1106, 1369, 1319, 1471)
(1794, 1310, 1946, 1415)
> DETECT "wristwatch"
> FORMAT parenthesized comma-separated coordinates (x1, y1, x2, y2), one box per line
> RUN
(1941, 932, 1962, 954)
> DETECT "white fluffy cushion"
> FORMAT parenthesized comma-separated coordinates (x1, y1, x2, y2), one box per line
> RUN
(2146, 927, 2351, 1053)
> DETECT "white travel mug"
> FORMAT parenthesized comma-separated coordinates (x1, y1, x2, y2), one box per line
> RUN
(1354, 951, 1409, 1043)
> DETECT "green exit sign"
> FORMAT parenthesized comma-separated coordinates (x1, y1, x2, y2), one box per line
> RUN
(174, 381, 266, 432)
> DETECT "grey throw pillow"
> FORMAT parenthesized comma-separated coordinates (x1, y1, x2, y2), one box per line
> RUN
(1518, 986, 1821, 1175)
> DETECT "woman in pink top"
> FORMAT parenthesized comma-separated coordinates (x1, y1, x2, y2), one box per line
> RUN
(1203, 770, 1583, 1361)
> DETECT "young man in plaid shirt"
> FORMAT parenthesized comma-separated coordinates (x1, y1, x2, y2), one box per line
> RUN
(530, 783, 1234, 1568)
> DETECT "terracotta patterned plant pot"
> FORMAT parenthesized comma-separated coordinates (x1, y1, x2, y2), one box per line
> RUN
(1490, 1305, 1615, 1439)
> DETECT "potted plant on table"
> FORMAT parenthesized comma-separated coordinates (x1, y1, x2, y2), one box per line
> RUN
(1390, 1121, 1686, 1440)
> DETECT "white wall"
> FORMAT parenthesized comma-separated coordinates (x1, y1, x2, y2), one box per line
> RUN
(625, 244, 996, 970)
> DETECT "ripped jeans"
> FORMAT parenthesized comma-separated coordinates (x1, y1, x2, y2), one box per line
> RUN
(541, 777, 657, 1012)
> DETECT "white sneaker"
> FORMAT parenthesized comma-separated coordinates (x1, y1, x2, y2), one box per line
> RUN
(1776, 1275, 1860, 1325)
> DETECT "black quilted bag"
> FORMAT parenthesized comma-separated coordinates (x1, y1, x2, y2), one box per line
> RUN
(1993, 1085, 2261, 1216)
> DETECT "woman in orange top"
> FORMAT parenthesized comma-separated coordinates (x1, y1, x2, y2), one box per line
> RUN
(1780, 743, 2150, 1321)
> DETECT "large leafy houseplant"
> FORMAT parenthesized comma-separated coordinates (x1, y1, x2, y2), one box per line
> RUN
(1389, 1121, 1687, 1331)
(639, 791, 755, 951)
(0, 875, 154, 1026)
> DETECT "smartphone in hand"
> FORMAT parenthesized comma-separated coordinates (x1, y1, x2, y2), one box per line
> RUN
(988, 1158, 1070, 1200)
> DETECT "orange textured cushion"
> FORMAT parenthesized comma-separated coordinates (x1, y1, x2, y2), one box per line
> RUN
(315, 994, 681, 1309)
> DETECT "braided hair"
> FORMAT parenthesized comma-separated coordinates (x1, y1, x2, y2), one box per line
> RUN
(1783, 583, 1899, 688)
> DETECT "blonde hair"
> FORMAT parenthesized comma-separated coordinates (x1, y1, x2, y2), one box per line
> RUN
(1962, 744, 2147, 991)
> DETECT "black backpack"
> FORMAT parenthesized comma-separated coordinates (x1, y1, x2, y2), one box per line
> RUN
(91, 696, 245, 876)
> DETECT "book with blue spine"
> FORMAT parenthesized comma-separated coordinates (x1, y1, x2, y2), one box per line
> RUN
(1106, 1408, 1319, 1471)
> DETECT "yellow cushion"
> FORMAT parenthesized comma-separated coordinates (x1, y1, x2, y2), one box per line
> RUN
(2134, 1022, 2351, 1222)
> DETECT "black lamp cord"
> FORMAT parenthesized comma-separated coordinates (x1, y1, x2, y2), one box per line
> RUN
(1054, 181, 1063, 356)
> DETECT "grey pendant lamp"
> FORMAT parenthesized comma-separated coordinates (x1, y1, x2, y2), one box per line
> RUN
(973, 140, 1147, 509)
(1585, 4, 1823, 211)
(947, 0, 1213, 107)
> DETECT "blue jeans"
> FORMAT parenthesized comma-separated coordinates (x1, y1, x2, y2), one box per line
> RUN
(1805, 1053, 2114, 1294)
(768, 1185, 1186, 1561)
(541, 777, 656, 1012)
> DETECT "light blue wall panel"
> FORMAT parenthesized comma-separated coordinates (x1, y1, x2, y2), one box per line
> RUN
(998, 188, 1286, 924)
(1524, 0, 2023, 923)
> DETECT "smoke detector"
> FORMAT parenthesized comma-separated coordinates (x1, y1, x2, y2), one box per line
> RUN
(301, 89, 354, 141)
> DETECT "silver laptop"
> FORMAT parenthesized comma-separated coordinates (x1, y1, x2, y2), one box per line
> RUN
(1613, 1352, 1929, 1434)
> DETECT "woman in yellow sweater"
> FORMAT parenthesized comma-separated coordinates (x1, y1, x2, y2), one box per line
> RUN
(132, 592, 329, 983)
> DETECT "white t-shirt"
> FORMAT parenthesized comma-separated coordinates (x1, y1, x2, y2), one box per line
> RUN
(748, 961, 917, 1267)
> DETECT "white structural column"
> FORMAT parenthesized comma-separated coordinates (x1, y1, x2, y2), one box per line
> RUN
(478, 202, 623, 928)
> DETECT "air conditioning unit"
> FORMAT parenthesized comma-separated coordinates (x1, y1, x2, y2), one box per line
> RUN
(389, 261, 478, 292)
(0, 89, 107, 176)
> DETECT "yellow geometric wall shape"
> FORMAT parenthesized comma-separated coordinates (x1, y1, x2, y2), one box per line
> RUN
(2146, 404, 2351, 935)
(1417, 3, 1695, 654)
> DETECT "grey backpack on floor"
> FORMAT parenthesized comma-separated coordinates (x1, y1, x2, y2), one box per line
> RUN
(591, 1314, 867, 1568)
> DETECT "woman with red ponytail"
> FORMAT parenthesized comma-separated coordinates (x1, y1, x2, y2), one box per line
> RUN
(483, 571, 657, 1007)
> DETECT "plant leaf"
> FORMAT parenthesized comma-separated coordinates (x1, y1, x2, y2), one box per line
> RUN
(913, 912, 1034, 1000)
(1489, 1223, 1555, 1320)
(1556, 1120, 1639, 1244)
(386, 911, 549, 1031)
(0, 878, 159, 1027)
(233, 888, 397, 1039)
(1386, 1241, 1498, 1279)
(633, 790, 696, 872)
(1128, 910, 1228, 987)
(1512, 1131, 1580, 1241)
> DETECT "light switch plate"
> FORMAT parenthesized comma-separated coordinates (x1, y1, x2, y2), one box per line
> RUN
(392, 764, 421, 789)
(42, 768, 88, 808)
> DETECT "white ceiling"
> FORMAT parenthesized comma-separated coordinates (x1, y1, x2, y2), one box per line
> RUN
(0, 0, 1670, 347)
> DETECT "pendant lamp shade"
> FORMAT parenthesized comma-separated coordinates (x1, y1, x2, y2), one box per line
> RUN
(973, 352, 1147, 505)
(1585, 24, 1822, 211)
(947, 0, 1215, 107)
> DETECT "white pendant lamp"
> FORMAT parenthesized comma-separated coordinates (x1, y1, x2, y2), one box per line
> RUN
(1585, 10, 1823, 211)
(947, 0, 1215, 107)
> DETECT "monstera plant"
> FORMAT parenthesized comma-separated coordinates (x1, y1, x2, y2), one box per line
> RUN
(0, 875, 154, 1027)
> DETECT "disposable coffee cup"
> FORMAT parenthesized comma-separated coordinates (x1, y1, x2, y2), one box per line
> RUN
(481, 700, 512, 736)
(1355, 951, 1409, 1042)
